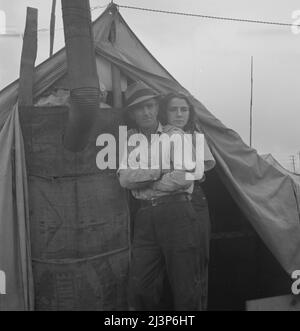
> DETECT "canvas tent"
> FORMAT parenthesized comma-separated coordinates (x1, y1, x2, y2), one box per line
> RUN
(262, 154, 300, 187)
(262, 154, 300, 214)
(0, 3, 299, 310)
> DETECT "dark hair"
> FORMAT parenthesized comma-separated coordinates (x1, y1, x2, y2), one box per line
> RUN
(158, 93, 196, 132)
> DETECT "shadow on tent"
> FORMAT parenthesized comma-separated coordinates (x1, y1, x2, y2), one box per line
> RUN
(202, 168, 291, 311)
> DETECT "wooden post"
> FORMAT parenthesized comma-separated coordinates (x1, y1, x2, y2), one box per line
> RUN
(49, 0, 56, 57)
(109, 18, 122, 108)
(112, 65, 122, 108)
(19, 7, 38, 107)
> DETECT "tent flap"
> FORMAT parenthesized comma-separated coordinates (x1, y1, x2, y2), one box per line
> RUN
(0, 104, 34, 311)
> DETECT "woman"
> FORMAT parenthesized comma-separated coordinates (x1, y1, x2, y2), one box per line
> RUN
(159, 92, 215, 310)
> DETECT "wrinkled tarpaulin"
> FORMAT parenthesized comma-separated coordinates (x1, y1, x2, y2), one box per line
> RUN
(0, 5, 300, 310)
(262, 154, 300, 210)
(0, 104, 34, 310)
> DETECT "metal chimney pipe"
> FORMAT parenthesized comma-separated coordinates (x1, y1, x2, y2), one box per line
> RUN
(61, 0, 100, 152)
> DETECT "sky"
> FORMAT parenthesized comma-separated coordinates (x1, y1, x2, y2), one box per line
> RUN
(0, 0, 300, 171)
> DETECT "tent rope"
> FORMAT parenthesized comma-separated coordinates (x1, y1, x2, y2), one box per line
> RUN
(3, 3, 299, 37)
(114, 4, 300, 28)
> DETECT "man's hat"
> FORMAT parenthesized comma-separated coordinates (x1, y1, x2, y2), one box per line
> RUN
(125, 81, 160, 111)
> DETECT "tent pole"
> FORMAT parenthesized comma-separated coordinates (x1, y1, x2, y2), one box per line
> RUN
(249, 56, 254, 148)
(49, 0, 56, 57)
(19, 7, 38, 107)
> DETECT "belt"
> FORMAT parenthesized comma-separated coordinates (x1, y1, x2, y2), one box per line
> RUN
(140, 193, 192, 208)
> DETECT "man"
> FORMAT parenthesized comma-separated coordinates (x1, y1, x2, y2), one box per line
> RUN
(117, 81, 205, 311)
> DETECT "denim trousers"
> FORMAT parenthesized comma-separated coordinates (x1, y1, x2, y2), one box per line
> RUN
(128, 197, 208, 311)
(191, 183, 211, 310)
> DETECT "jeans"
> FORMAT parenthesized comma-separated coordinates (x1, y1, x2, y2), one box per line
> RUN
(191, 183, 211, 310)
(128, 199, 206, 311)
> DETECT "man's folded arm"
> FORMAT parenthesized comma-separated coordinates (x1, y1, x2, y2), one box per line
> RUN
(152, 170, 194, 192)
(152, 132, 204, 192)
(117, 168, 161, 190)
(117, 136, 162, 189)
